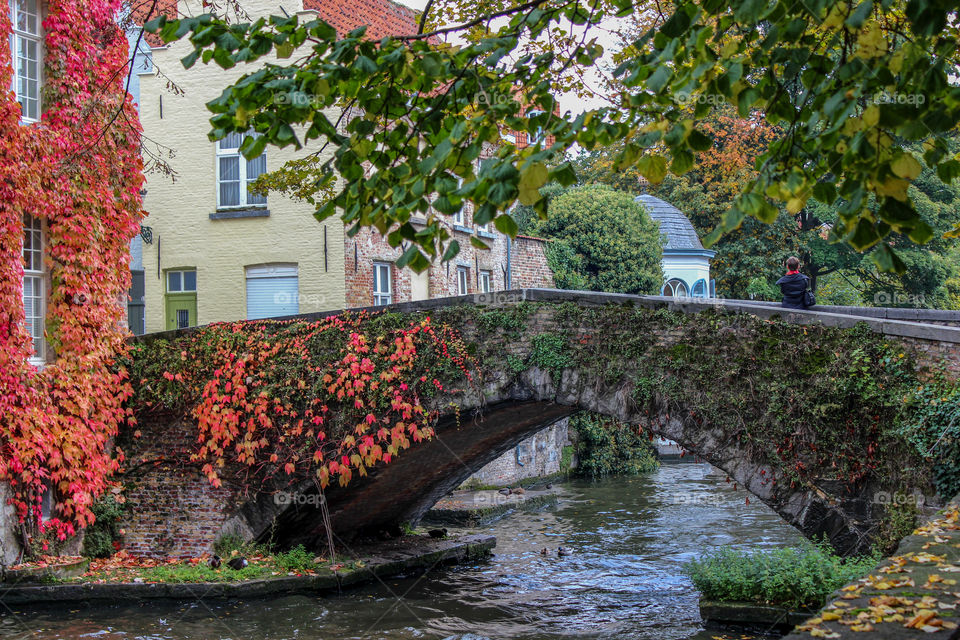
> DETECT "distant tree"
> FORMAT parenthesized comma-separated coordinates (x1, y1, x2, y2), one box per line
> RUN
(517, 184, 663, 294)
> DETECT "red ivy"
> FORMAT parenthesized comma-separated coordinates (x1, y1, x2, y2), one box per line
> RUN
(0, 0, 144, 540)
(133, 313, 476, 492)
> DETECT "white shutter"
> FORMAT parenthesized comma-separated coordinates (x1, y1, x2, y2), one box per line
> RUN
(245, 265, 299, 319)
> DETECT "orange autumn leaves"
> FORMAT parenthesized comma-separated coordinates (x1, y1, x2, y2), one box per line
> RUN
(156, 313, 476, 491)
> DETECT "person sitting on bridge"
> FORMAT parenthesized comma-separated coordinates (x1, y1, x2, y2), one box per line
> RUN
(776, 256, 812, 309)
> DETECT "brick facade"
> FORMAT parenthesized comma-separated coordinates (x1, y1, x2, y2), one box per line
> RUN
(345, 227, 554, 308)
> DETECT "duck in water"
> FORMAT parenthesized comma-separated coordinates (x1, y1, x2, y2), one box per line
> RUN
(558, 547, 571, 557)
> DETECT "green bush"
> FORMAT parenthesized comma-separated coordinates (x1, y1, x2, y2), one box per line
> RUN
(571, 412, 659, 478)
(82, 495, 126, 558)
(274, 545, 315, 572)
(685, 542, 880, 609)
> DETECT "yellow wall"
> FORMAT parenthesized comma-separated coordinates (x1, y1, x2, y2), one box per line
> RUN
(138, 0, 345, 333)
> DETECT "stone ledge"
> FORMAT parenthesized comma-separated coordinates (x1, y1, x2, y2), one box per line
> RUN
(699, 600, 815, 631)
(423, 489, 558, 527)
(133, 288, 960, 347)
(782, 495, 960, 639)
(0, 535, 495, 605)
(209, 208, 270, 220)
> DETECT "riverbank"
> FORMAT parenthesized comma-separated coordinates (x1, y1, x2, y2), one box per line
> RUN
(0, 534, 495, 605)
(424, 487, 559, 526)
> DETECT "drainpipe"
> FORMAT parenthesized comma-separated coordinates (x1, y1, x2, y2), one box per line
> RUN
(506, 235, 512, 289)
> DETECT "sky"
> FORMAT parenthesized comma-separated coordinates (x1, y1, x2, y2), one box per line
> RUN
(392, 0, 620, 118)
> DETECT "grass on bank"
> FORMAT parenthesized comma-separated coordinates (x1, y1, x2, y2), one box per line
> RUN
(685, 542, 880, 610)
(54, 545, 366, 585)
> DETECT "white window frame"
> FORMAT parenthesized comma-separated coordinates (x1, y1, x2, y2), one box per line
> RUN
(9, 0, 42, 123)
(479, 270, 491, 293)
(215, 133, 267, 209)
(526, 109, 544, 145)
(373, 262, 392, 306)
(22, 212, 44, 366)
(453, 209, 465, 226)
(457, 266, 470, 296)
(166, 269, 197, 293)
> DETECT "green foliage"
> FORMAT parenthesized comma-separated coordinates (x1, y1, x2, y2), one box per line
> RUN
(746, 277, 779, 302)
(571, 413, 659, 479)
(274, 545, 316, 572)
(685, 542, 880, 609)
(146, 2, 960, 269)
(521, 184, 664, 294)
(529, 333, 574, 379)
(81, 496, 126, 559)
(896, 382, 960, 499)
(560, 444, 574, 474)
(213, 534, 271, 559)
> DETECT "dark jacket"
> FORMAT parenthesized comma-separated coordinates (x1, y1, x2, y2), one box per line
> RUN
(776, 272, 810, 309)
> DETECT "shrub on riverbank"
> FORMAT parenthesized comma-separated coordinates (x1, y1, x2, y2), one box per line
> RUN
(685, 543, 880, 610)
(571, 412, 659, 478)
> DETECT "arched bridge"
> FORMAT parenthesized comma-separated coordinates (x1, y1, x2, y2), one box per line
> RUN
(124, 290, 960, 558)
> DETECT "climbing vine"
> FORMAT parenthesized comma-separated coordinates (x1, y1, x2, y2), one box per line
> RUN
(126, 312, 476, 490)
(0, 0, 144, 544)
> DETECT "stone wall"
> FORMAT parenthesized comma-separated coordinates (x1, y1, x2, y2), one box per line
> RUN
(463, 418, 570, 488)
(0, 482, 22, 571)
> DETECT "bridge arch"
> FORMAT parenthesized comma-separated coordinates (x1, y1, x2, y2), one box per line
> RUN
(126, 290, 960, 558)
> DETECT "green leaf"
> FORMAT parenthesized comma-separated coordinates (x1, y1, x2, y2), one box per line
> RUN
(441, 240, 461, 262)
(637, 155, 668, 183)
(470, 235, 490, 250)
(518, 161, 549, 205)
(494, 214, 518, 236)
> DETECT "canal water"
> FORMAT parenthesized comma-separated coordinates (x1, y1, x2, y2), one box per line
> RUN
(0, 462, 804, 639)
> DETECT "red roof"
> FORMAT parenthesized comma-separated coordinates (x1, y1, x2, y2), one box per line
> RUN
(303, 0, 419, 39)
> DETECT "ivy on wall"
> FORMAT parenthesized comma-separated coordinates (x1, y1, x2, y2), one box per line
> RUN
(0, 0, 144, 544)
(570, 412, 659, 479)
(126, 312, 476, 491)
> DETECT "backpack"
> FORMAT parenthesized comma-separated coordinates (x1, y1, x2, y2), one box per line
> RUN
(804, 289, 816, 308)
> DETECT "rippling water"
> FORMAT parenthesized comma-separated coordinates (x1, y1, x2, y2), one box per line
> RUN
(0, 463, 804, 639)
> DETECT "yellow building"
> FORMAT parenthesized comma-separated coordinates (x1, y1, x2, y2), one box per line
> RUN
(138, 0, 349, 333)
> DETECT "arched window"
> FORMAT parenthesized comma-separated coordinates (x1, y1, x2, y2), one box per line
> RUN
(691, 279, 707, 298)
(661, 278, 688, 297)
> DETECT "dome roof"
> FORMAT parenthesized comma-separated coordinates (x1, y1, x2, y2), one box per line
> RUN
(634, 194, 706, 251)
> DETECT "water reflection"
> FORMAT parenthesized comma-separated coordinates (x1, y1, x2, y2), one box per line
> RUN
(0, 463, 803, 639)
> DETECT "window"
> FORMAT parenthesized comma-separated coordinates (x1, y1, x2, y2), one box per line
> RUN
(166, 269, 197, 292)
(457, 266, 470, 295)
(165, 269, 198, 330)
(661, 278, 689, 297)
(22, 212, 43, 363)
(691, 278, 707, 298)
(453, 209, 465, 226)
(216, 132, 267, 208)
(373, 262, 392, 306)
(478, 270, 491, 293)
(526, 109, 544, 145)
(245, 264, 298, 320)
(10, 0, 41, 122)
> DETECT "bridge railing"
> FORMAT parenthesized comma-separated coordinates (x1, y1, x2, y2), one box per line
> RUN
(133, 288, 960, 349)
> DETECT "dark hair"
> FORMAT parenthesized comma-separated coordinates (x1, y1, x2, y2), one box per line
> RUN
(785, 256, 800, 270)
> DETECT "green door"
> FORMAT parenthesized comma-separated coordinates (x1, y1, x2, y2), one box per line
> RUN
(165, 292, 197, 330)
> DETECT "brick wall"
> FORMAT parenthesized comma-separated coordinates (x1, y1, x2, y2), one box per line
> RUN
(118, 417, 242, 559)
(345, 227, 554, 308)
(463, 418, 570, 488)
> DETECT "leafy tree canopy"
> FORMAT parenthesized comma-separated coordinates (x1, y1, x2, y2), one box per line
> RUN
(516, 183, 663, 292)
(146, 0, 960, 273)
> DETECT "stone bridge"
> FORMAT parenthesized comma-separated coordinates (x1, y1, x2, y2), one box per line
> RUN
(124, 290, 960, 558)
